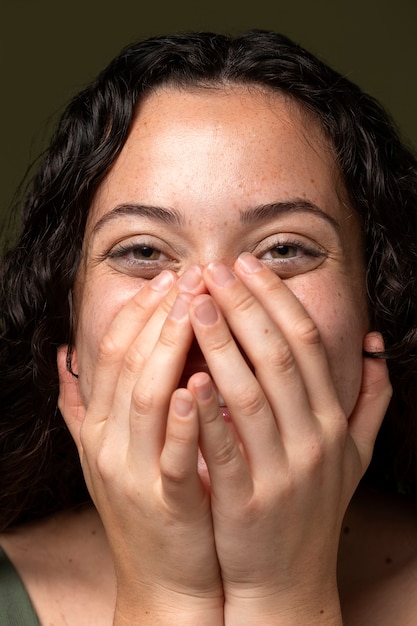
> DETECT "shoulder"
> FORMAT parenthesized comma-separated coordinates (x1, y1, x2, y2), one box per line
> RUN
(0, 544, 40, 625)
(338, 484, 417, 624)
(0, 506, 116, 625)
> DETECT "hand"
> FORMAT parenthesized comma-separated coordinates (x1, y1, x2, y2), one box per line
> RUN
(185, 254, 392, 625)
(58, 268, 224, 625)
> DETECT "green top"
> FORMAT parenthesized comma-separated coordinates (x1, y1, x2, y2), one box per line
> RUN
(0, 546, 40, 625)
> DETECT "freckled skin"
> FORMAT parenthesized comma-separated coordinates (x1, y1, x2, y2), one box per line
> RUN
(75, 86, 368, 418)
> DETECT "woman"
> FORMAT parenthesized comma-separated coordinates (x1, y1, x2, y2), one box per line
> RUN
(1, 30, 416, 624)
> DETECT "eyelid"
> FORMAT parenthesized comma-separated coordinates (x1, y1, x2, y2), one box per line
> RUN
(98, 234, 180, 280)
(104, 232, 176, 259)
(256, 234, 326, 258)
(107, 242, 166, 259)
(254, 234, 327, 278)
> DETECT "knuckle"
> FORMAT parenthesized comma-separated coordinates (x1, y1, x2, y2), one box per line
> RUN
(97, 333, 120, 365)
(131, 384, 155, 414)
(269, 342, 296, 374)
(234, 289, 256, 315)
(123, 342, 146, 376)
(158, 328, 181, 351)
(212, 435, 239, 467)
(94, 439, 120, 483)
(302, 439, 326, 469)
(201, 407, 222, 427)
(208, 332, 235, 356)
(292, 315, 321, 347)
(160, 455, 189, 484)
(236, 385, 267, 416)
(129, 292, 148, 317)
(159, 295, 175, 317)
(95, 449, 112, 482)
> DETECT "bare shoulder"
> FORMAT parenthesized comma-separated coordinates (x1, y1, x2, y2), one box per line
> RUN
(338, 484, 417, 625)
(0, 505, 116, 625)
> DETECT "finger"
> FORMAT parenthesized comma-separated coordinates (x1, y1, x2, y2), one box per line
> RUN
(188, 294, 284, 471)
(160, 388, 206, 512)
(348, 332, 392, 470)
(86, 265, 205, 424)
(86, 271, 176, 420)
(188, 372, 253, 502)
(126, 293, 196, 471)
(232, 254, 340, 415)
(200, 263, 325, 441)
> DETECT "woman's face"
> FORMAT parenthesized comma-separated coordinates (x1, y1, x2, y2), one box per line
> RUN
(74, 86, 368, 417)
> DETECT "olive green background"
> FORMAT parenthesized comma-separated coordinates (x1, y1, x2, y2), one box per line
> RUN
(1, 0, 416, 232)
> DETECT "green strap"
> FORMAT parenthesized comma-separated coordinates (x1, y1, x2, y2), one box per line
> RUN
(0, 546, 40, 625)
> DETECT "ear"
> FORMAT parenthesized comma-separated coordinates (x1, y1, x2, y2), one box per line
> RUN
(348, 332, 392, 471)
(57, 345, 86, 453)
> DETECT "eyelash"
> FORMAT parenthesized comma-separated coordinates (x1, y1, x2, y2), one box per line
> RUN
(107, 244, 170, 261)
(259, 239, 324, 261)
(103, 236, 326, 282)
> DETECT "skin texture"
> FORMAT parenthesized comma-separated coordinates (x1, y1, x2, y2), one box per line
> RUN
(74, 87, 368, 414)
(55, 86, 392, 624)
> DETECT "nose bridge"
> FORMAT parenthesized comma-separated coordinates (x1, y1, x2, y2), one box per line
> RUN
(185, 246, 237, 271)
(184, 219, 240, 269)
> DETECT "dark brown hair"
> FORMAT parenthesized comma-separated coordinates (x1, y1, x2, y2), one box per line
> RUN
(1, 30, 417, 530)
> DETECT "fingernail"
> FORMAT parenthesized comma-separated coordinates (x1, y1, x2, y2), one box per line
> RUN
(151, 270, 175, 292)
(208, 263, 236, 287)
(174, 390, 193, 416)
(169, 294, 190, 320)
(194, 375, 213, 402)
(237, 252, 263, 273)
(194, 297, 218, 325)
(177, 265, 202, 292)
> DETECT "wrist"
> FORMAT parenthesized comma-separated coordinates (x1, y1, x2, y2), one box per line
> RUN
(114, 606, 224, 626)
(224, 587, 342, 626)
(114, 587, 224, 625)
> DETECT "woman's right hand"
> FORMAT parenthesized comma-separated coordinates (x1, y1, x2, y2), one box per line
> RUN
(57, 267, 224, 625)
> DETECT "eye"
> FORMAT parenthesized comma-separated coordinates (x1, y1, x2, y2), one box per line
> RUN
(102, 239, 177, 278)
(263, 244, 300, 259)
(122, 245, 165, 261)
(107, 243, 171, 263)
(257, 236, 326, 278)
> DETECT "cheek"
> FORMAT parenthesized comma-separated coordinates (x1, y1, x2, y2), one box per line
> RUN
(73, 278, 140, 402)
(291, 277, 368, 416)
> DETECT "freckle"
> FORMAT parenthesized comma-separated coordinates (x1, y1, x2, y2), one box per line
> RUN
(264, 328, 269, 334)
(320, 609, 324, 614)
(91, 530, 96, 535)
(385, 557, 393, 565)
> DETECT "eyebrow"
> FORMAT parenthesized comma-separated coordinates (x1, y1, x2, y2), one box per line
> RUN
(92, 203, 185, 234)
(239, 199, 340, 230)
(91, 198, 339, 234)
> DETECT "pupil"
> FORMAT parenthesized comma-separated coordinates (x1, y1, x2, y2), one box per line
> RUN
(277, 245, 289, 255)
(140, 247, 155, 258)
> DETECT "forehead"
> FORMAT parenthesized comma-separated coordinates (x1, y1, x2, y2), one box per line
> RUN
(89, 85, 348, 229)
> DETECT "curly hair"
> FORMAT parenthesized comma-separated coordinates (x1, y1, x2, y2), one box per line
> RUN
(1, 30, 417, 530)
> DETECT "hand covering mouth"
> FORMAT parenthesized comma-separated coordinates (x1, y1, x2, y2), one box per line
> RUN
(178, 339, 253, 416)
(178, 340, 226, 407)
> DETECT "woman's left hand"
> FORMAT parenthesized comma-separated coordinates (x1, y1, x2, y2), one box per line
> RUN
(186, 253, 392, 625)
